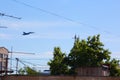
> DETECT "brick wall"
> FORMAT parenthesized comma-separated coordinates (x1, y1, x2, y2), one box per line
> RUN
(1, 75, 120, 80)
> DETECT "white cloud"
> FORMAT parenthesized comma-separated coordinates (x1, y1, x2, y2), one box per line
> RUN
(1, 19, 78, 29)
(8, 51, 53, 69)
(110, 52, 120, 59)
(10, 51, 53, 59)
(0, 19, 79, 40)
(0, 33, 11, 39)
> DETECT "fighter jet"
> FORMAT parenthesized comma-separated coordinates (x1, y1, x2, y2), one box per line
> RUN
(22, 32, 34, 35)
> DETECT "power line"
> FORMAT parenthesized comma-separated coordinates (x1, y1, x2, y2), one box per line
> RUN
(11, 0, 74, 22)
(9, 58, 49, 66)
(11, 0, 120, 37)
(10, 0, 101, 29)
(0, 12, 21, 29)
(11, 0, 86, 24)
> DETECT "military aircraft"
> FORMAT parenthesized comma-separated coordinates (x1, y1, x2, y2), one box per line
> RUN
(22, 32, 34, 35)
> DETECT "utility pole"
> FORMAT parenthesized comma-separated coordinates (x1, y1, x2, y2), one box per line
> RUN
(15, 58, 28, 75)
(8, 47, 35, 75)
(0, 12, 21, 75)
(5, 57, 8, 75)
(15, 58, 19, 75)
(9, 47, 13, 74)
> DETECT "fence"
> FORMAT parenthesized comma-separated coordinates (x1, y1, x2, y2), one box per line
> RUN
(1, 75, 120, 80)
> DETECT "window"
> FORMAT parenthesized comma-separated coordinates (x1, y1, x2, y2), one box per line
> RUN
(0, 62, 2, 70)
(0, 54, 3, 58)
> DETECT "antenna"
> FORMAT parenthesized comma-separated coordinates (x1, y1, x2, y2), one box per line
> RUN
(15, 58, 19, 74)
(8, 47, 35, 74)
(15, 58, 28, 75)
(0, 12, 21, 19)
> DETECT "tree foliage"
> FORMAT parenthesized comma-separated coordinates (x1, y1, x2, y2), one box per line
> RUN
(48, 47, 69, 75)
(18, 68, 25, 75)
(48, 34, 120, 76)
(25, 67, 40, 75)
(105, 59, 120, 76)
(18, 67, 40, 75)
(67, 35, 111, 70)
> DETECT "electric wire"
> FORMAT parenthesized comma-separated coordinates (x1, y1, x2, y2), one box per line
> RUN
(7, 0, 120, 64)
(9, 58, 49, 67)
(10, 0, 118, 37)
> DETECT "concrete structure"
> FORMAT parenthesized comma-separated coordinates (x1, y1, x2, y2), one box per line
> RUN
(0, 47, 9, 75)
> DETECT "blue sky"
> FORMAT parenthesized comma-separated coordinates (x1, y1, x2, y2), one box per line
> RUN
(0, 0, 120, 71)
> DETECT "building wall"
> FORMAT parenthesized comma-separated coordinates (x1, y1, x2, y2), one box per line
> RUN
(1, 75, 120, 80)
(0, 47, 8, 74)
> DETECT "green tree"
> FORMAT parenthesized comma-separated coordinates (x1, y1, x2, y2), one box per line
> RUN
(18, 68, 25, 75)
(48, 34, 120, 76)
(25, 67, 40, 75)
(18, 67, 40, 75)
(48, 47, 69, 75)
(67, 34, 111, 74)
(105, 59, 120, 76)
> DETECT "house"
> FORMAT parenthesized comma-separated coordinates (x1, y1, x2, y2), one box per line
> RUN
(0, 47, 9, 75)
